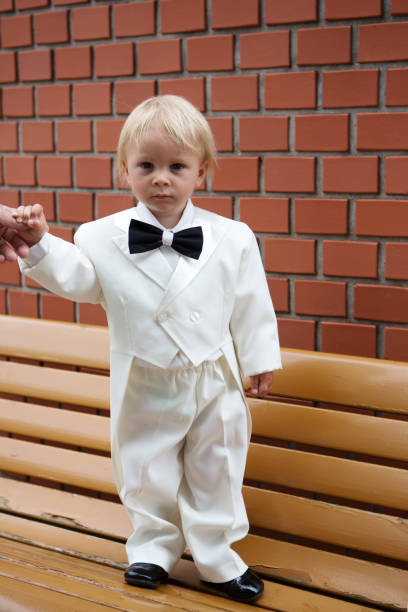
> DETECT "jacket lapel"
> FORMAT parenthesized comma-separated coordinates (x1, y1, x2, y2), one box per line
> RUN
(111, 208, 171, 290)
(158, 208, 228, 312)
(111, 205, 228, 301)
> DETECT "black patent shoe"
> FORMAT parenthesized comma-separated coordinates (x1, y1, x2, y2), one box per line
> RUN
(201, 568, 264, 603)
(124, 562, 168, 589)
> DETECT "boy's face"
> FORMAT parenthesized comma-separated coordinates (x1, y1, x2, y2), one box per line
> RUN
(123, 127, 207, 227)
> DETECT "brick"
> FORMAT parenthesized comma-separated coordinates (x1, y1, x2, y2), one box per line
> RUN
(160, 77, 205, 112)
(72, 5, 110, 40)
(57, 120, 92, 152)
(139, 39, 181, 75)
(59, 192, 94, 223)
(265, 72, 316, 109)
(357, 113, 408, 150)
(35, 10, 68, 44)
(211, 75, 258, 111)
(356, 199, 408, 237)
(385, 243, 408, 280)
(187, 35, 233, 72)
(75, 157, 112, 189)
(161, 0, 205, 33)
(298, 26, 351, 66)
(212, 0, 259, 28)
(49, 224, 73, 242)
(0, 51, 16, 82)
(95, 42, 134, 78)
(359, 22, 408, 62)
(115, 81, 156, 114)
(323, 69, 379, 108)
(325, 0, 381, 19)
(55, 46, 91, 79)
(295, 198, 348, 235)
(277, 318, 316, 350)
(78, 303, 107, 326)
(0, 122, 18, 151)
(23, 190, 55, 220)
(265, 238, 315, 274)
(386, 68, 408, 106)
(5, 156, 35, 186)
(295, 114, 349, 151)
(3, 86, 34, 117)
(114, 1, 155, 37)
(38, 84, 71, 117)
(265, 157, 315, 193)
(22, 121, 54, 152)
(0, 0, 13, 11)
(321, 322, 377, 358)
(323, 240, 378, 278)
(0, 260, 20, 285)
(53, 0, 88, 4)
(240, 197, 289, 233)
(97, 193, 134, 218)
(19, 49, 52, 82)
(354, 284, 408, 323)
(212, 157, 258, 192)
(323, 156, 378, 193)
(392, 0, 408, 14)
(239, 116, 288, 152)
(386, 156, 408, 194)
(0, 190, 19, 206)
(42, 294, 75, 323)
(265, 0, 317, 24)
(0, 288, 5, 315)
(267, 278, 289, 313)
(1, 14, 32, 48)
(16, 0, 48, 7)
(193, 196, 233, 218)
(96, 119, 124, 153)
(38, 156, 71, 187)
(240, 31, 289, 70)
(385, 327, 408, 362)
(9, 289, 39, 318)
(295, 280, 347, 317)
(206, 117, 233, 152)
(74, 83, 112, 115)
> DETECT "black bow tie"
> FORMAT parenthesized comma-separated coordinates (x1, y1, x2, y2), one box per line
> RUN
(128, 219, 203, 260)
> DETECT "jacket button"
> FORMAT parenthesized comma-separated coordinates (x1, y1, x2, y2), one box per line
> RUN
(157, 312, 169, 323)
(190, 311, 200, 323)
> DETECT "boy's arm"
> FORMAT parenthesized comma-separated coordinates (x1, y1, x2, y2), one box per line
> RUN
(229, 227, 282, 381)
(15, 204, 102, 304)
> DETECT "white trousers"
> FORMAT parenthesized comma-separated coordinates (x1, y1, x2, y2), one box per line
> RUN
(114, 355, 250, 583)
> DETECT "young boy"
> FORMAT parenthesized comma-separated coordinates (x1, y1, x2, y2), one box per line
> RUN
(10, 95, 281, 603)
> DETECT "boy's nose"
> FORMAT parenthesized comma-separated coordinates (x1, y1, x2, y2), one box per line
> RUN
(152, 171, 170, 185)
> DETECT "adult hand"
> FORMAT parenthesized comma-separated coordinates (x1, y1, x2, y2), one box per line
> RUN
(0, 204, 30, 263)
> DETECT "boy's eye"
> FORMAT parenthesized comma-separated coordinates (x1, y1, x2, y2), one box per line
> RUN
(171, 163, 185, 171)
(139, 162, 153, 170)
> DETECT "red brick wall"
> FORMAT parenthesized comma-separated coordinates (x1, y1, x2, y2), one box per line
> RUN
(0, 0, 407, 362)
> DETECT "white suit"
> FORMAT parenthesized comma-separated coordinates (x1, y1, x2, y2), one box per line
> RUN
(19, 201, 281, 582)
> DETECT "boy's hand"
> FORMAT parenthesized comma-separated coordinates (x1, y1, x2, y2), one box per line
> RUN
(247, 371, 274, 396)
(11, 203, 49, 248)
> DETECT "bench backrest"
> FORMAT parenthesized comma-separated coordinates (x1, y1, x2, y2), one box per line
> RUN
(0, 315, 407, 609)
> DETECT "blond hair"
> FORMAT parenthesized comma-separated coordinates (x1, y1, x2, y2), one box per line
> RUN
(117, 95, 216, 179)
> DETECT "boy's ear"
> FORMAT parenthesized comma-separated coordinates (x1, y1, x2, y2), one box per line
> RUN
(195, 162, 208, 188)
(122, 161, 131, 186)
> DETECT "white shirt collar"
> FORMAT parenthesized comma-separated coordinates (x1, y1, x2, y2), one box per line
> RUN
(135, 200, 195, 232)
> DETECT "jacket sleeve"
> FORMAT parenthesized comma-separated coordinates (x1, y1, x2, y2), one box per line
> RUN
(229, 227, 282, 377)
(18, 226, 102, 304)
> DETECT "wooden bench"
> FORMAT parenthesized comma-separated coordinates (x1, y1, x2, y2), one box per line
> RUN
(0, 313, 407, 611)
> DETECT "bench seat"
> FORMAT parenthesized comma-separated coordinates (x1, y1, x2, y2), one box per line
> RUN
(1, 315, 407, 610)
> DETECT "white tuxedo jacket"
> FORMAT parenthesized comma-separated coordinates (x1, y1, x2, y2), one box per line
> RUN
(20, 204, 281, 438)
